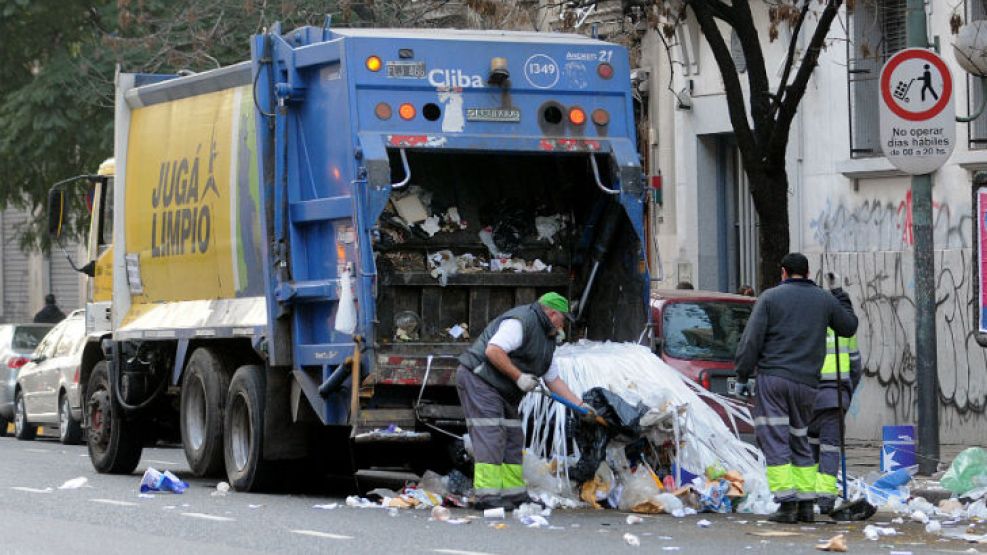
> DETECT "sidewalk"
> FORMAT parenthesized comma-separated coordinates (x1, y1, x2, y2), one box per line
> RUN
(845, 440, 969, 503)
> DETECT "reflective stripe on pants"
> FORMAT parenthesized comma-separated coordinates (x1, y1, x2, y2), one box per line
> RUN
(753, 374, 817, 502)
(456, 367, 525, 500)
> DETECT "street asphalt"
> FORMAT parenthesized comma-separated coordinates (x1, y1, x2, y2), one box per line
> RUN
(0, 431, 981, 554)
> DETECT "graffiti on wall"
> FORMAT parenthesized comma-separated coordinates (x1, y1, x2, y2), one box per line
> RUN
(809, 195, 987, 436)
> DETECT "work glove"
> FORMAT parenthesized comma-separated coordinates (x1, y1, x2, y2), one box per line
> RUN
(579, 404, 600, 426)
(515, 373, 539, 393)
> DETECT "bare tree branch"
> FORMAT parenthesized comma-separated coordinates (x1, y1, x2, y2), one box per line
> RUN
(767, 0, 843, 163)
(732, 0, 773, 146)
(688, 0, 757, 165)
(770, 0, 811, 119)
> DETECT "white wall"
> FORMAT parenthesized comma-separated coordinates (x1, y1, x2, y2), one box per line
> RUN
(645, 3, 987, 442)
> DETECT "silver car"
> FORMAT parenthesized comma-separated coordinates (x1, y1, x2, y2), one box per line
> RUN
(13, 311, 86, 444)
(0, 323, 54, 436)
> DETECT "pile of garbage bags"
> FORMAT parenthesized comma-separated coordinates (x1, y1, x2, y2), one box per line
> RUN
(519, 341, 776, 515)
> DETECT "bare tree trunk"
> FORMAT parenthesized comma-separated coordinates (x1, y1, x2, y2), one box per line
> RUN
(747, 166, 790, 293)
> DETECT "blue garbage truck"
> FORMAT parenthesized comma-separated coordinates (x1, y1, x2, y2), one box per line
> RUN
(48, 21, 649, 491)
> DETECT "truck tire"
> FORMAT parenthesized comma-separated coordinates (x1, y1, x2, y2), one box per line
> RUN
(59, 393, 83, 445)
(224, 364, 271, 492)
(0, 415, 9, 437)
(13, 391, 36, 441)
(87, 361, 143, 474)
(180, 348, 231, 477)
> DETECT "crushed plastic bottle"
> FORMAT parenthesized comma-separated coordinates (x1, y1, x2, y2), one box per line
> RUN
(139, 467, 188, 494)
(623, 533, 641, 547)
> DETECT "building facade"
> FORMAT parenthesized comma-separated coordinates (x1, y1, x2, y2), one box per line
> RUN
(638, 0, 987, 442)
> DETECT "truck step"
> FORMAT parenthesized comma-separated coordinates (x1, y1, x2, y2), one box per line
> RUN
(289, 196, 352, 224)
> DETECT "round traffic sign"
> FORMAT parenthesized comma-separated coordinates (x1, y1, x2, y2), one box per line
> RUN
(880, 48, 952, 122)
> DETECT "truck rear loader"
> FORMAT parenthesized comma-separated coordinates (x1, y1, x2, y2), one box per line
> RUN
(49, 21, 650, 491)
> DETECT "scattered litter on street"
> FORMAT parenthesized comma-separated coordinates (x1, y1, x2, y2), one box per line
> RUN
(697, 519, 712, 528)
(138, 493, 155, 499)
(661, 548, 681, 552)
(518, 515, 550, 528)
(926, 520, 943, 534)
(483, 507, 505, 519)
(313, 503, 339, 510)
(863, 525, 897, 541)
(139, 467, 188, 494)
(626, 515, 644, 525)
(211, 482, 230, 496)
(248, 504, 263, 509)
(345, 496, 377, 508)
(488, 522, 508, 529)
(623, 532, 641, 546)
(431, 506, 451, 521)
(815, 534, 848, 552)
(58, 477, 89, 490)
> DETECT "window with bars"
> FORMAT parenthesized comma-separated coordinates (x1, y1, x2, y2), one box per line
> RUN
(969, 0, 987, 148)
(847, 0, 907, 158)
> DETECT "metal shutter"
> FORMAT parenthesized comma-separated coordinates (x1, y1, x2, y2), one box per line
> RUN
(49, 246, 83, 314)
(1, 208, 33, 323)
(849, 0, 907, 158)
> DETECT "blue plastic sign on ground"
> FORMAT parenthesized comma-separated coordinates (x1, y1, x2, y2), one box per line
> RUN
(879, 48, 955, 175)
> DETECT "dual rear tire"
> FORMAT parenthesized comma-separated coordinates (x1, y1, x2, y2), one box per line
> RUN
(178, 351, 269, 490)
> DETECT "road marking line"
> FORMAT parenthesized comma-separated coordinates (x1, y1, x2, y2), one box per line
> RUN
(433, 550, 500, 555)
(290, 530, 353, 540)
(181, 512, 236, 522)
(91, 499, 139, 507)
(11, 487, 53, 494)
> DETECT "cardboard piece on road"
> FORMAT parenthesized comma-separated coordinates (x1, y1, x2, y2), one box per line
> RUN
(879, 48, 955, 175)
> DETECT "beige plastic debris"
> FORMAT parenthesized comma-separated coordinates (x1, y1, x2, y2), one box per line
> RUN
(383, 497, 414, 508)
(815, 534, 847, 552)
(747, 530, 802, 537)
(431, 506, 451, 521)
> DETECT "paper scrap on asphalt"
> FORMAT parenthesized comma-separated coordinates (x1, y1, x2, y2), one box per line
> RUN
(747, 531, 802, 537)
(313, 503, 339, 510)
(58, 477, 89, 489)
(623, 533, 640, 546)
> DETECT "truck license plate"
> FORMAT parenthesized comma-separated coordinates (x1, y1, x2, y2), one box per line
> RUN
(386, 61, 425, 79)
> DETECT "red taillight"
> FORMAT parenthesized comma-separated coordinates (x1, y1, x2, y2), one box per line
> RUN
(597, 62, 614, 79)
(699, 371, 711, 390)
(7, 356, 28, 370)
(591, 108, 609, 126)
(73, 367, 80, 384)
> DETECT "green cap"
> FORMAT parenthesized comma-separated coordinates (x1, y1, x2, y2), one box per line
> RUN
(538, 292, 573, 320)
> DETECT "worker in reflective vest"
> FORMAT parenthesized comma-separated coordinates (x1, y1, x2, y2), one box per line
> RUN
(809, 327, 862, 514)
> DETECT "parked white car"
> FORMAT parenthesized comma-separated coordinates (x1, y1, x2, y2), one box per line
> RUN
(14, 310, 86, 444)
(0, 323, 54, 436)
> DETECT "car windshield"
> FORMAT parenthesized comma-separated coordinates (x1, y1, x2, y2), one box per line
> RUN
(662, 301, 752, 361)
(12, 325, 54, 351)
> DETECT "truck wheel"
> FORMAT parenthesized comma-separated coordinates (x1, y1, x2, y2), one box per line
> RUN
(224, 365, 271, 492)
(14, 390, 36, 441)
(87, 361, 142, 474)
(59, 393, 83, 445)
(180, 348, 231, 477)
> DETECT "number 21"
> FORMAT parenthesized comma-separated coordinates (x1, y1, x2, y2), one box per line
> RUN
(598, 49, 613, 63)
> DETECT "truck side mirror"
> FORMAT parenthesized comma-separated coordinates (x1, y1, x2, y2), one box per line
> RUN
(48, 188, 65, 240)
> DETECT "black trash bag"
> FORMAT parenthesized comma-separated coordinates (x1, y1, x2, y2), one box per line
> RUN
(483, 199, 533, 255)
(569, 387, 653, 483)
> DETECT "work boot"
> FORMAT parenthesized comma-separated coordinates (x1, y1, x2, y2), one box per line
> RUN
(817, 497, 836, 515)
(797, 500, 815, 523)
(768, 501, 798, 524)
(473, 495, 515, 512)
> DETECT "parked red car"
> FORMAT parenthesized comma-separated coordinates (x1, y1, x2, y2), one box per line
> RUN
(650, 289, 756, 436)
